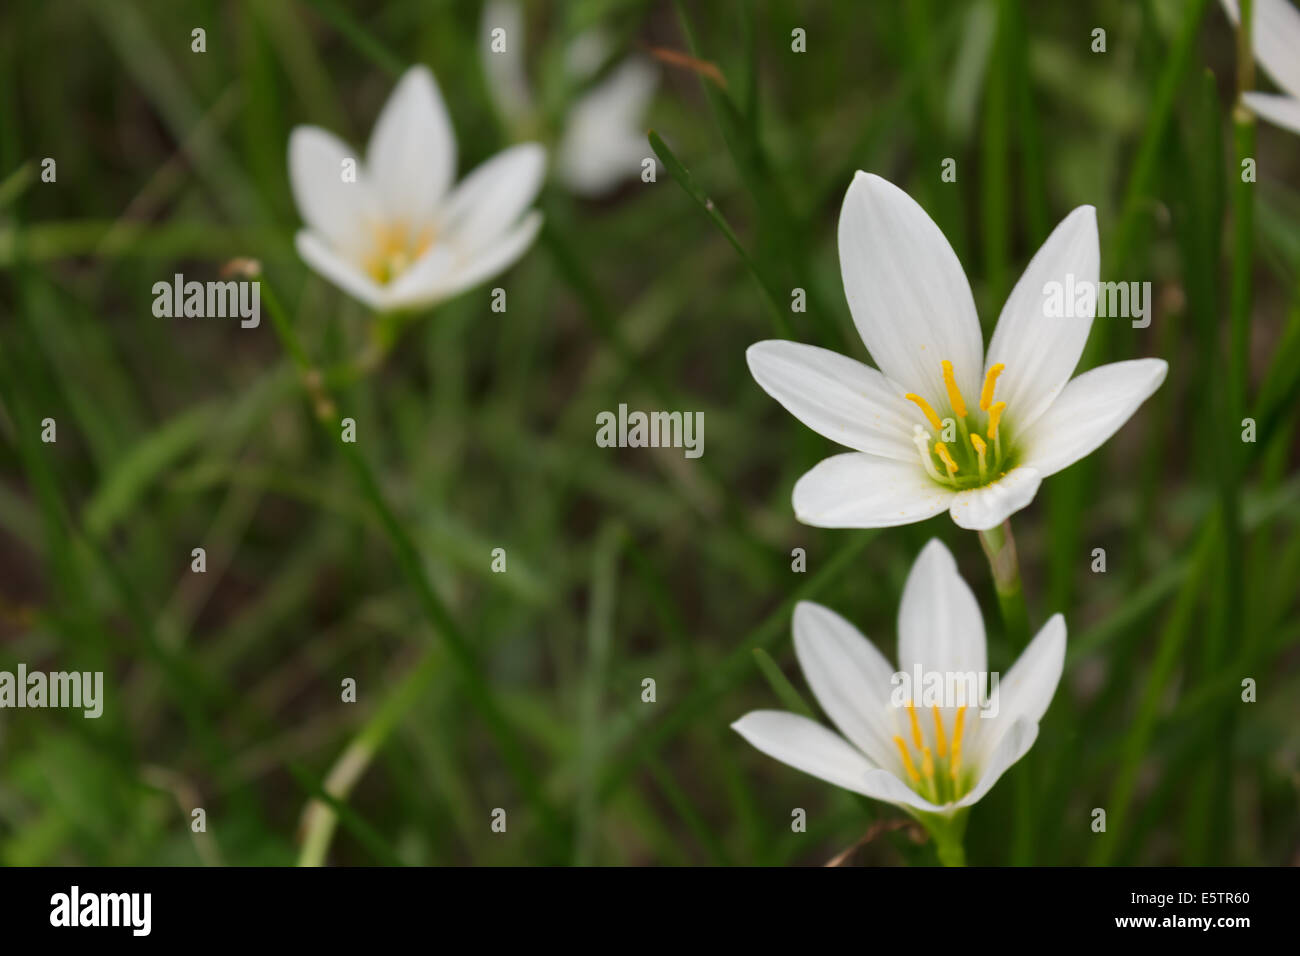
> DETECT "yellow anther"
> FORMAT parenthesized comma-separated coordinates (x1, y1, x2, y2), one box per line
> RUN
(979, 363, 1005, 411)
(986, 401, 1006, 441)
(934, 442, 959, 476)
(894, 736, 921, 783)
(904, 393, 943, 431)
(932, 706, 948, 758)
(950, 706, 966, 781)
(971, 433, 988, 478)
(906, 704, 924, 751)
(941, 360, 968, 417)
(921, 745, 935, 779)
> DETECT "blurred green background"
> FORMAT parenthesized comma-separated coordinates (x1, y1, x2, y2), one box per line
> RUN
(0, 0, 1297, 866)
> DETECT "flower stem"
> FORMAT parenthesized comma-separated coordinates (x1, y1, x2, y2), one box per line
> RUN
(918, 809, 968, 867)
(978, 519, 1029, 649)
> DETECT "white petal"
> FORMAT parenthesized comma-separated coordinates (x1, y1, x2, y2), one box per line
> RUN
(954, 716, 1038, 808)
(793, 601, 904, 771)
(1243, 92, 1300, 136)
(792, 453, 953, 528)
(979, 614, 1065, 762)
(288, 127, 377, 256)
(837, 172, 983, 406)
(1018, 358, 1167, 478)
(732, 710, 937, 809)
(897, 539, 987, 678)
(418, 210, 543, 307)
(948, 466, 1041, 530)
(557, 58, 658, 197)
(1223, 0, 1300, 100)
(295, 230, 387, 311)
(746, 340, 921, 462)
(366, 66, 457, 223)
(984, 206, 1099, 430)
(438, 143, 546, 258)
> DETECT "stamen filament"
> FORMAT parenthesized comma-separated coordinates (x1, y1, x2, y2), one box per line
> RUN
(932, 706, 948, 758)
(950, 706, 966, 782)
(911, 426, 945, 482)
(941, 360, 968, 417)
(979, 363, 1005, 411)
(986, 401, 1006, 441)
(934, 442, 959, 476)
(906, 704, 924, 751)
(971, 433, 988, 480)
(905, 393, 944, 431)
(894, 736, 921, 783)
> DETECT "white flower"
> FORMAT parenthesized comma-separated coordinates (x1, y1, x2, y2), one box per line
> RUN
(747, 172, 1168, 531)
(481, 0, 657, 197)
(288, 65, 545, 312)
(732, 539, 1066, 817)
(1222, 0, 1300, 135)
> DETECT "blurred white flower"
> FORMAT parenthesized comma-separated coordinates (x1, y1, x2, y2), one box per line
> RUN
(733, 539, 1066, 817)
(747, 172, 1167, 531)
(288, 65, 545, 312)
(481, 0, 657, 197)
(1222, 0, 1300, 135)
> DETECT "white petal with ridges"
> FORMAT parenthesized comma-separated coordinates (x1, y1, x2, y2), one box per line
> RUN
(948, 466, 1042, 530)
(1223, 0, 1300, 99)
(1243, 92, 1300, 136)
(439, 143, 546, 258)
(955, 717, 1038, 808)
(837, 172, 984, 406)
(985, 206, 1099, 430)
(979, 614, 1065, 762)
(793, 601, 906, 771)
(746, 340, 921, 462)
(897, 539, 987, 678)
(366, 66, 456, 223)
(792, 453, 953, 528)
(1018, 358, 1167, 478)
(288, 127, 377, 257)
(295, 230, 387, 311)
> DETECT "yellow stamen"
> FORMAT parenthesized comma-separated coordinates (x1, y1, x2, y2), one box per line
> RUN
(971, 433, 988, 478)
(921, 744, 935, 779)
(934, 442, 958, 476)
(986, 401, 1006, 441)
(979, 363, 1005, 411)
(906, 704, 924, 751)
(932, 706, 948, 758)
(941, 360, 968, 417)
(950, 706, 966, 781)
(904, 393, 943, 431)
(894, 736, 921, 783)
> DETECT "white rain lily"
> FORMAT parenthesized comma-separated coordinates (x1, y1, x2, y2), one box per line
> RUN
(288, 65, 545, 312)
(481, 0, 657, 197)
(1222, 0, 1300, 135)
(733, 539, 1066, 824)
(747, 172, 1168, 531)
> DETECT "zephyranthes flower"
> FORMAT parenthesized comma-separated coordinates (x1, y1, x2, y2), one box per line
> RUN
(481, 0, 657, 197)
(733, 539, 1065, 829)
(288, 65, 545, 312)
(1222, 0, 1300, 136)
(747, 172, 1167, 531)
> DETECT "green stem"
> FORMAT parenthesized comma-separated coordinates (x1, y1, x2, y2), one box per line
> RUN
(978, 519, 1029, 648)
(917, 809, 968, 867)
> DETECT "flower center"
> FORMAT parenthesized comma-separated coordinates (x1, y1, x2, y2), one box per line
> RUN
(893, 704, 971, 804)
(363, 222, 435, 285)
(904, 361, 1012, 490)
